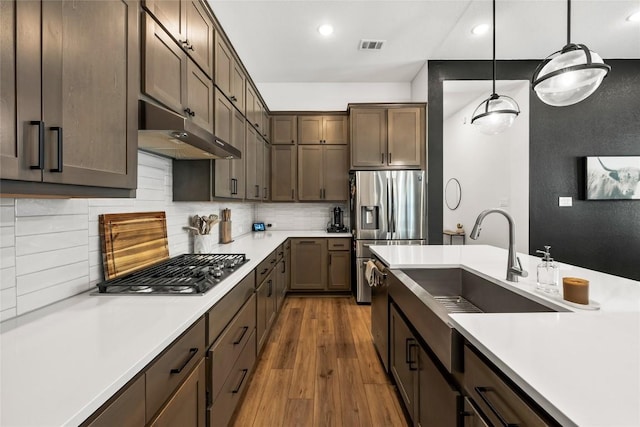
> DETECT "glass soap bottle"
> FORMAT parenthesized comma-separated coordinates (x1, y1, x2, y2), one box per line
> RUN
(536, 246, 559, 294)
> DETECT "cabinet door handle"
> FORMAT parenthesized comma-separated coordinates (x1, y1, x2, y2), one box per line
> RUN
(291, 188, 294, 199)
(170, 347, 198, 374)
(329, 253, 332, 265)
(319, 188, 323, 199)
(232, 326, 249, 345)
(186, 44, 194, 51)
(388, 153, 392, 164)
(281, 260, 286, 274)
(474, 386, 517, 427)
(255, 123, 260, 128)
(255, 184, 260, 198)
(381, 153, 384, 164)
(267, 279, 272, 297)
(263, 187, 267, 199)
(29, 121, 44, 170)
(50, 127, 63, 172)
(232, 369, 248, 393)
(405, 338, 418, 371)
(184, 108, 195, 117)
(291, 140, 294, 144)
(230, 95, 237, 102)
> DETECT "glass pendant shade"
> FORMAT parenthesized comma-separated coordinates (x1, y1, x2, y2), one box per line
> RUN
(471, 94, 520, 135)
(532, 44, 610, 106)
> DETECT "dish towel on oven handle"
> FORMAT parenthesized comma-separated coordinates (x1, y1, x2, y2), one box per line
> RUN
(365, 260, 379, 287)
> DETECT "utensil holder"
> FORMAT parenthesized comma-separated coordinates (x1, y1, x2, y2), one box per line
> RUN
(193, 235, 214, 254)
(220, 221, 233, 244)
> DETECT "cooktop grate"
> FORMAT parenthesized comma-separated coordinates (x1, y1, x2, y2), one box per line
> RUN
(96, 254, 248, 295)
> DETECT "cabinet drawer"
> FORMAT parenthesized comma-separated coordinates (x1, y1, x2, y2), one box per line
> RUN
(464, 345, 552, 427)
(146, 317, 206, 421)
(83, 375, 145, 427)
(208, 293, 256, 403)
(328, 238, 350, 251)
(208, 329, 257, 427)
(257, 250, 277, 285)
(207, 270, 255, 345)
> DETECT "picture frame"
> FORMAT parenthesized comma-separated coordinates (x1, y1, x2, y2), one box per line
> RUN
(585, 156, 640, 200)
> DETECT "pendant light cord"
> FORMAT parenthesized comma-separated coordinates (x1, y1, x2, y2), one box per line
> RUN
(492, 0, 496, 95)
(567, 0, 571, 45)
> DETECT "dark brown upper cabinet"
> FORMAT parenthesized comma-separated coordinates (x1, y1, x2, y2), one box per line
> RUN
(1, 0, 138, 195)
(215, 31, 245, 114)
(298, 115, 347, 145)
(271, 145, 296, 201)
(143, 13, 213, 132)
(350, 105, 425, 170)
(213, 90, 245, 199)
(143, 0, 213, 78)
(298, 145, 348, 201)
(271, 116, 297, 145)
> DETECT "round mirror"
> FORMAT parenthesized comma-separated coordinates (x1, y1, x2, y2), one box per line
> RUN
(445, 178, 462, 210)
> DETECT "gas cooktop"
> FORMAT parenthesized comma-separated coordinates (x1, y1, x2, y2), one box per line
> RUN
(95, 254, 248, 295)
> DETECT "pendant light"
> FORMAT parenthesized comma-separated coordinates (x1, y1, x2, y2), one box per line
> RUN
(471, 0, 520, 135)
(531, 0, 610, 107)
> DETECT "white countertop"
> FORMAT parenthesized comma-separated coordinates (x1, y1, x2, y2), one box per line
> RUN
(369, 244, 640, 426)
(0, 230, 350, 427)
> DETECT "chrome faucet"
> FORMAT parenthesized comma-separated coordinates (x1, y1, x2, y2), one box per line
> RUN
(470, 208, 528, 282)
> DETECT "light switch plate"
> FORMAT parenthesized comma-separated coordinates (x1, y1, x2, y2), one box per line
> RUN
(559, 196, 573, 207)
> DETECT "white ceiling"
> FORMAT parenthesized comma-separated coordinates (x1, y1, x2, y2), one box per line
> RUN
(207, 0, 640, 83)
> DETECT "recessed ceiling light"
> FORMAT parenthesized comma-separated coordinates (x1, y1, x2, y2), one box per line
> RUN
(627, 11, 640, 22)
(471, 23, 490, 36)
(318, 24, 333, 36)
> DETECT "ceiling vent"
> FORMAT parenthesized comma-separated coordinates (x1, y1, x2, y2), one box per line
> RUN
(358, 39, 385, 51)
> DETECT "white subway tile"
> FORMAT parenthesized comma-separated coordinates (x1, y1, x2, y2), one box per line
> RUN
(0, 247, 15, 269)
(15, 198, 88, 216)
(0, 226, 14, 248)
(0, 199, 15, 207)
(1, 266, 16, 290)
(17, 275, 90, 315)
(15, 214, 88, 236)
(137, 164, 165, 181)
(1, 287, 17, 310)
(1, 307, 17, 321)
(138, 151, 170, 169)
(16, 260, 88, 296)
(16, 230, 88, 256)
(16, 246, 89, 276)
(0, 205, 15, 226)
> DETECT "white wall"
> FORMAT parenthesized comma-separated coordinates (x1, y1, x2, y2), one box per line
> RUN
(256, 203, 348, 231)
(257, 82, 411, 111)
(442, 81, 529, 253)
(410, 61, 428, 102)
(0, 152, 255, 321)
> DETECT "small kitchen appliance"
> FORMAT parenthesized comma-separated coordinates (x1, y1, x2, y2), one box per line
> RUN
(327, 206, 348, 233)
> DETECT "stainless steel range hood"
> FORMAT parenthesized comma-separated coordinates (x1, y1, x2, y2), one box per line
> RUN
(137, 100, 241, 160)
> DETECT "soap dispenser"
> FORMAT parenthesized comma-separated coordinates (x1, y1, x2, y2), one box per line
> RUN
(536, 246, 559, 294)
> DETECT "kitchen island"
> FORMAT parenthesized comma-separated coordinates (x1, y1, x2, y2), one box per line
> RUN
(370, 244, 640, 427)
(0, 230, 349, 427)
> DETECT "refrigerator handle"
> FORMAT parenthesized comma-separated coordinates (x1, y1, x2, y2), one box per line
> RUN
(386, 177, 392, 235)
(390, 177, 396, 234)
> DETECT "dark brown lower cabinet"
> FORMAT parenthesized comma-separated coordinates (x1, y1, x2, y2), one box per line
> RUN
(148, 359, 206, 427)
(390, 303, 460, 426)
(290, 239, 327, 290)
(83, 375, 145, 427)
(209, 329, 257, 427)
(328, 250, 350, 291)
(275, 257, 287, 311)
(256, 269, 277, 352)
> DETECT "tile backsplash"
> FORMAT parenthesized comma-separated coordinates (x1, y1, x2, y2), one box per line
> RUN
(0, 152, 350, 321)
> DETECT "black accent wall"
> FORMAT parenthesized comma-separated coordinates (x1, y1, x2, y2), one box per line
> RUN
(428, 60, 640, 280)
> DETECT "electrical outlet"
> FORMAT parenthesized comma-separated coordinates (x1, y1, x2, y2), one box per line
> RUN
(559, 196, 573, 207)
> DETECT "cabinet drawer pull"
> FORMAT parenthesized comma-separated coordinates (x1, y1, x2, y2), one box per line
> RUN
(298, 240, 315, 244)
(260, 268, 268, 275)
(30, 121, 45, 170)
(230, 95, 237, 102)
(50, 127, 63, 172)
(255, 123, 260, 128)
(232, 326, 249, 345)
(474, 386, 519, 427)
(232, 369, 249, 393)
(184, 108, 195, 117)
(270, 259, 276, 264)
(170, 347, 198, 374)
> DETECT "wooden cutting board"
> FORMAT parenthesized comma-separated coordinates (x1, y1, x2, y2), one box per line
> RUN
(99, 211, 170, 280)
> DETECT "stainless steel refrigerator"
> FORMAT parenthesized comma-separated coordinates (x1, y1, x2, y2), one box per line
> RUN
(350, 170, 426, 303)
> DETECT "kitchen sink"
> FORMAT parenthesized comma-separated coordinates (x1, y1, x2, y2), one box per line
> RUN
(401, 268, 562, 314)
(386, 268, 566, 374)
